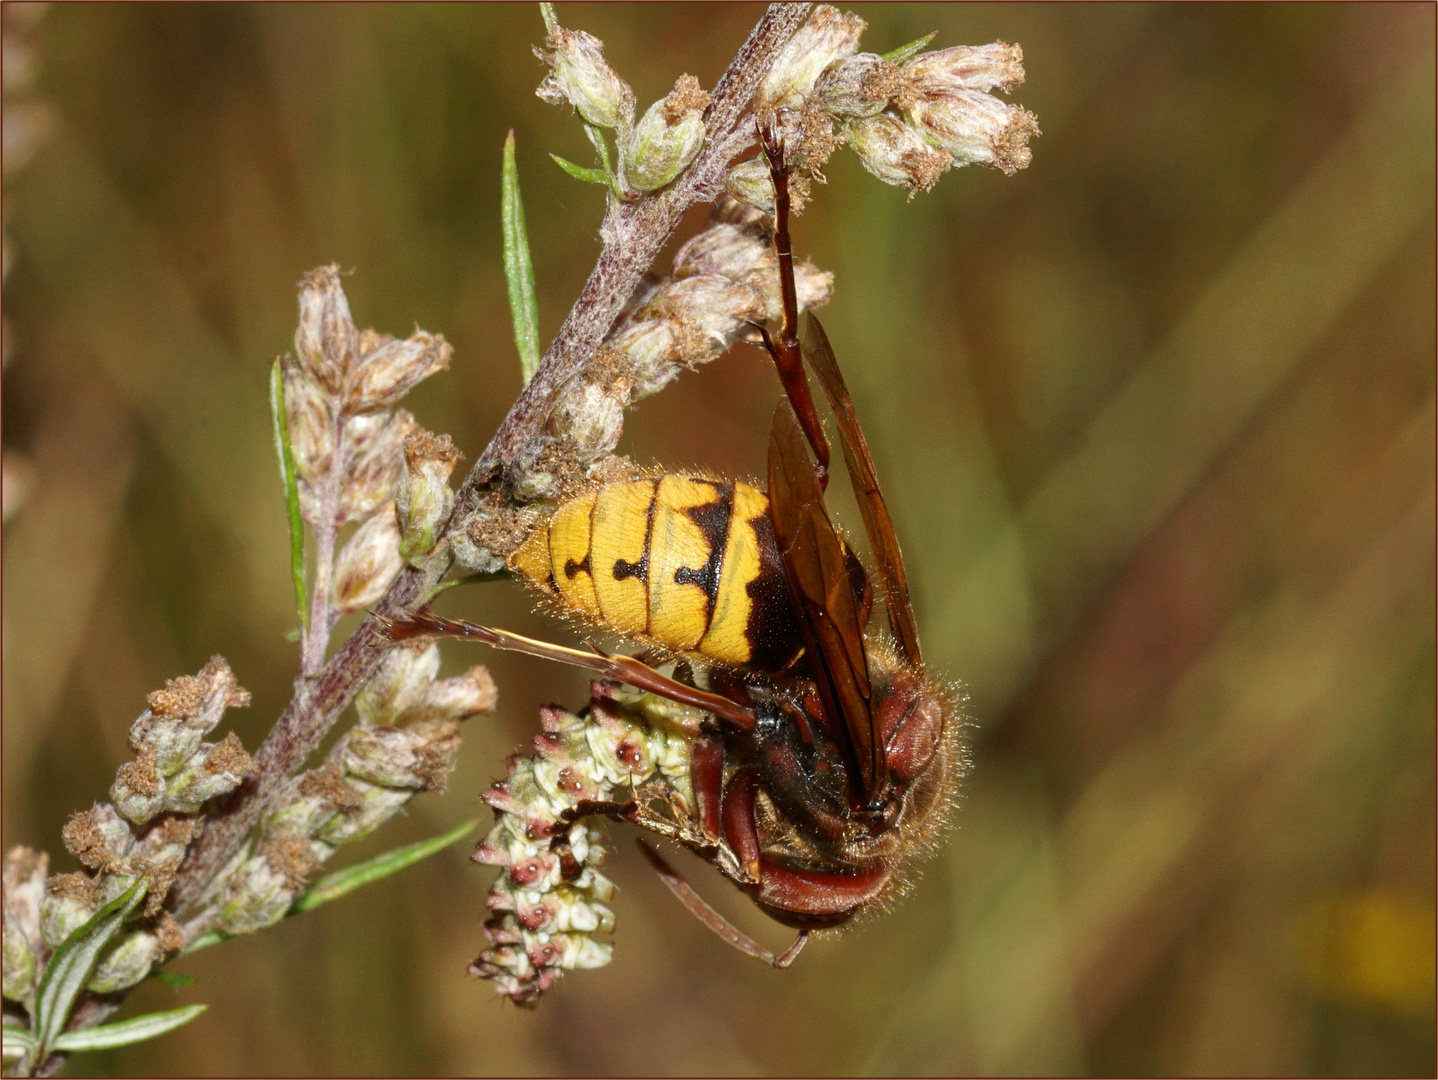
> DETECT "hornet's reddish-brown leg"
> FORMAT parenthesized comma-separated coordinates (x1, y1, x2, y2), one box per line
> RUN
(757, 116, 831, 490)
(637, 840, 810, 969)
(377, 610, 756, 730)
(690, 731, 725, 842)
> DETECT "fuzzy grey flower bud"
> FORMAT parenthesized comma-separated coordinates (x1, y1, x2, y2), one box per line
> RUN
(666, 274, 764, 345)
(550, 378, 628, 464)
(128, 657, 251, 777)
(162, 732, 253, 814)
(758, 5, 865, 111)
(814, 52, 901, 118)
(344, 330, 452, 414)
(294, 265, 359, 395)
(902, 41, 1025, 95)
(218, 840, 318, 934)
(341, 719, 462, 791)
(313, 780, 411, 846)
(331, 502, 403, 614)
(844, 112, 951, 194)
(40, 875, 97, 949)
(674, 223, 774, 282)
(356, 642, 441, 726)
(61, 805, 134, 875)
(261, 767, 361, 843)
(87, 929, 160, 993)
(903, 87, 1038, 175)
(535, 27, 635, 131)
(723, 158, 778, 214)
(403, 666, 498, 724)
(340, 409, 416, 524)
(3, 847, 47, 1003)
(396, 430, 462, 565)
(280, 354, 335, 484)
(622, 74, 710, 192)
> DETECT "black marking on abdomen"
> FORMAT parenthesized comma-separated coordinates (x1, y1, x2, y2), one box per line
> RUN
(744, 508, 803, 671)
(673, 480, 732, 622)
(564, 554, 592, 580)
(613, 555, 647, 582)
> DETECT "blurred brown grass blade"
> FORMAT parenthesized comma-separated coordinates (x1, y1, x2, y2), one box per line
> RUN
(1, 371, 135, 827)
(938, 52, 1435, 709)
(8, 127, 290, 627)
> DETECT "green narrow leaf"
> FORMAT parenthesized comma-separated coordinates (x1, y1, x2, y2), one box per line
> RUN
(550, 153, 610, 186)
(883, 31, 937, 63)
(502, 131, 542, 386)
(269, 359, 307, 628)
(420, 568, 514, 605)
(32, 881, 146, 1064)
(582, 122, 623, 197)
(51, 1004, 207, 1054)
(3, 1026, 37, 1053)
(150, 970, 196, 990)
(291, 819, 478, 914)
(539, 2, 558, 33)
(178, 929, 232, 957)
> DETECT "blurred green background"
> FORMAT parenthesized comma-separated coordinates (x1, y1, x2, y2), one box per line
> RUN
(3, 3, 1433, 1075)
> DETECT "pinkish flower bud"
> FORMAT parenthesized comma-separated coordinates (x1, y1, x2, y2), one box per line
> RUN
(341, 719, 461, 791)
(902, 41, 1025, 95)
(844, 112, 951, 193)
(674, 223, 774, 283)
(723, 158, 777, 214)
(535, 27, 635, 131)
(903, 87, 1038, 175)
(814, 51, 901, 118)
(294, 265, 359, 395)
(405, 665, 498, 723)
(280, 354, 335, 484)
(622, 74, 710, 192)
(344, 330, 452, 414)
(87, 929, 160, 993)
(331, 502, 403, 614)
(356, 642, 441, 726)
(396, 430, 462, 564)
(340, 409, 416, 525)
(759, 5, 866, 111)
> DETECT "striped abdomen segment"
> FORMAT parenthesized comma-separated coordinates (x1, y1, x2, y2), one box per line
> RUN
(509, 476, 800, 670)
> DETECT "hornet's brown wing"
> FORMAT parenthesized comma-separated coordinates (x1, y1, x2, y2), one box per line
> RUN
(800, 313, 923, 668)
(767, 398, 882, 800)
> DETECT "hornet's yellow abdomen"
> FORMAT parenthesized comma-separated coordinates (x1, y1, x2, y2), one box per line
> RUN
(508, 476, 800, 670)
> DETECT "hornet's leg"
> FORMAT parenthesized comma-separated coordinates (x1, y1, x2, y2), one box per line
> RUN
(378, 609, 756, 730)
(757, 117, 831, 489)
(637, 840, 809, 969)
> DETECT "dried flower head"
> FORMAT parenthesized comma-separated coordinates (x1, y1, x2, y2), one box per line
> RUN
(844, 112, 952, 194)
(623, 74, 710, 193)
(331, 501, 403, 614)
(396, 430, 463, 565)
(294, 265, 359, 395)
(535, 26, 635, 131)
(814, 52, 902, 119)
(902, 41, 1025, 95)
(758, 5, 866, 111)
(901, 86, 1039, 176)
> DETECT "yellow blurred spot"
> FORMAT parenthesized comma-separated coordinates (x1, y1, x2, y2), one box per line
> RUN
(1297, 889, 1436, 1018)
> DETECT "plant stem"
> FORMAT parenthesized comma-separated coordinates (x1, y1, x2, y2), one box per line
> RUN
(171, 1, 811, 916)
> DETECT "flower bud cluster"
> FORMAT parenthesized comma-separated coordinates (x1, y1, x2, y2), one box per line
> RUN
(283, 267, 457, 627)
(3, 659, 253, 1009)
(535, 18, 713, 198)
(472, 199, 832, 516)
(207, 642, 496, 935)
(728, 5, 1038, 205)
(111, 656, 254, 824)
(471, 681, 701, 1004)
